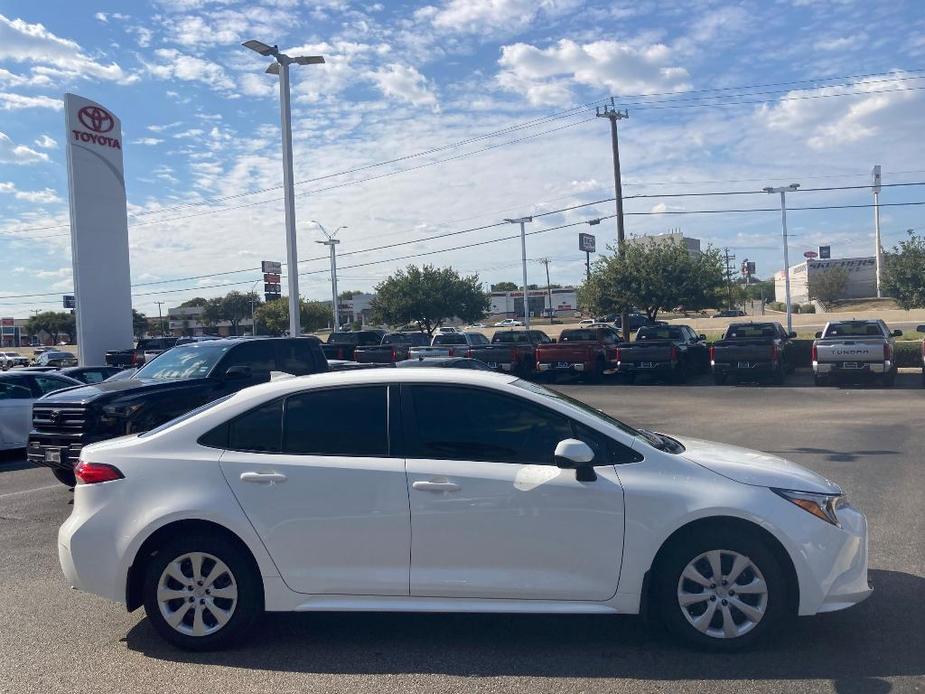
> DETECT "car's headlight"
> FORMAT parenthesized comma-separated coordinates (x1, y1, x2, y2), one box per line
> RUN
(772, 488, 846, 527)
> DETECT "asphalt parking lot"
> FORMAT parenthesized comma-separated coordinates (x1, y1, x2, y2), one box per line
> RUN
(1, 378, 923, 693)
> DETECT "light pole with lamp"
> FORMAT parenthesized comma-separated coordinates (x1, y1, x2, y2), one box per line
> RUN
(242, 39, 325, 338)
(312, 221, 347, 332)
(504, 216, 533, 328)
(763, 183, 800, 334)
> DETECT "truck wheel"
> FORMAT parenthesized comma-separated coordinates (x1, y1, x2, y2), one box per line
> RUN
(52, 467, 76, 487)
(882, 371, 896, 388)
(622, 373, 636, 385)
(771, 366, 785, 385)
(671, 365, 687, 384)
(712, 373, 726, 385)
(813, 375, 827, 387)
(588, 359, 605, 384)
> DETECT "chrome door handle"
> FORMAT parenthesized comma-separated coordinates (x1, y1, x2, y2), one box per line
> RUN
(412, 480, 460, 492)
(240, 472, 287, 484)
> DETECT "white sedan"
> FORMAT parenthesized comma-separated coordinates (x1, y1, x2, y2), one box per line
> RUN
(493, 319, 523, 327)
(59, 370, 870, 651)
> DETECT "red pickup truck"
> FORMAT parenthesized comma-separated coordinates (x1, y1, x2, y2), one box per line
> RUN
(535, 327, 622, 382)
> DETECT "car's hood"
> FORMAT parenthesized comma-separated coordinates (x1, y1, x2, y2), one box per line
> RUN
(674, 436, 842, 494)
(37, 377, 210, 404)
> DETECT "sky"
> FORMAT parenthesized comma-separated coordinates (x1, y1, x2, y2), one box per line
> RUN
(1, 0, 924, 318)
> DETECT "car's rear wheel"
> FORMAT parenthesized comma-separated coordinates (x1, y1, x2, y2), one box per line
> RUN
(142, 534, 262, 651)
(882, 370, 896, 387)
(655, 528, 790, 651)
(52, 467, 75, 487)
(712, 373, 726, 385)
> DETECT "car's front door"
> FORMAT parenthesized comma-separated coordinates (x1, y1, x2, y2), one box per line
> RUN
(402, 384, 625, 601)
(218, 385, 410, 595)
(0, 379, 34, 447)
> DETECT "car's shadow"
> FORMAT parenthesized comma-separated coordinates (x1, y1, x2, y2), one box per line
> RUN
(126, 568, 922, 687)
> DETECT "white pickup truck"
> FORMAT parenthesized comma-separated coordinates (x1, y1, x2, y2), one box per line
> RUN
(812, 319, 902, 386)
(408, 331, 490, 359)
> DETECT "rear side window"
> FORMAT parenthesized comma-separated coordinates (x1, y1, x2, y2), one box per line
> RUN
(276, 340, 320, 375)
(228, 400, 283, 452)
(282, 386, 388, 456)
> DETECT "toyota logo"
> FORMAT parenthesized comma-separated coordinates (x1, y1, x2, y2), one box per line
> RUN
(49, 410, 61, 423)
(77, 106, 114, 133)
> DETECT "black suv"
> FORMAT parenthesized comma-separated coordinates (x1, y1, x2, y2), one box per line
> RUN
(29, 337, 328, 486)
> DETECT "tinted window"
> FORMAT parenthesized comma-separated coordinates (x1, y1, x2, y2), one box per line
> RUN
(433, 334, 467, 345)
(407, 385, 572, 464)
(468, 333, 490, 344)
(77, 370, 107, 384)
(824, 322, 885, 337)
(559, 330, 596, 341)
(0, 382, 32, 400)
(637, 327, 684, 341)
(726, 324, 777, 338)
(227, 399, 283, 452)
(33, 375, 75, 395)
(135, 343, 231, 380)
(283, 386, 387, 456)
(276, 340, 320, 375)
(220, 341, 277, 375)
(327, 333, 360, 345)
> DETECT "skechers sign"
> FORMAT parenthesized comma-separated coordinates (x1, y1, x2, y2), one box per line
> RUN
(71, 105, 121, 149)
(64, 93, 133, 366)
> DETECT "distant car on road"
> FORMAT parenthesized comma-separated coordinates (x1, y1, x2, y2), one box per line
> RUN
(713, 310, 747, 318)
(36, 351, 78, 368)
(616, 325, 708, 383)
(710, 322, 797, 385)
(0, 371, 82, 451)
(0, 351, 29, 370)
(812, 320, 901, 386)
(493, 319, 523, 327)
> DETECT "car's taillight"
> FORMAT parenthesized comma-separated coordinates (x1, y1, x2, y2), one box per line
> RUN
(770, 344, 780, 362)
(670, 345, 678, 362)
(447, 348, 455, 357)
(74, 460, 124, 485)
(131, 351, 142, 366)
(811, 344, 818, 362)
(615, 348, 622, 362)
(391, 347, 397, 361)
(708, 346, 716, 362)
(884, 343, 892, 361)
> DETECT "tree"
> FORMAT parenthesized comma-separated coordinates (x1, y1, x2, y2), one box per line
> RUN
(222, 291, 259, 336)
(25, 311, 75, 344)
(337, 290, 362, 300)
(200, 297, 223, 330)
(580, 242, 725, 322)
(131, 309, 148, 338)
(491, 281, 519, 292)
(808, 267, 849, 309)
(371, 265, 489, 336)
(882, 230, 925, 309)
(177, 297, 208, 308)
(255, 298, 332, 335)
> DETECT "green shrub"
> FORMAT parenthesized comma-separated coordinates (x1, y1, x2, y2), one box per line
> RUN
(895, 341, 923, 368)
(768, 301, 785, 312)
(801, 303, 816, 314)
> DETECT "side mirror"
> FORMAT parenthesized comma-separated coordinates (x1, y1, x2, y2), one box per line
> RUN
(224, 365, 252, 380)
(814, 331, 823, 339)
(917, 325, 925, 334)
(554, 439, 596, 482)
(698, 334, 707, 341)
(788, 331, 797, 339)
(892, 329, 903, 337)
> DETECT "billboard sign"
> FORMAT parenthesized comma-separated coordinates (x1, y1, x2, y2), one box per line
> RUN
(63, 295, 75, 309)
(64, 94, 133, 366)
(261, 260, 282, 274)
(578, 233, 596, 253)
(819, 245, 831, 259)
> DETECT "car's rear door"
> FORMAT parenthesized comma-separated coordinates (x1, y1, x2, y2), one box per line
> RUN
(402, 383, 625, 601)
(218, 385, 410, 595)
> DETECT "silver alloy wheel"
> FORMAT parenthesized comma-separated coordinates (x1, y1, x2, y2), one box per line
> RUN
(156, 551, 238, 637)
(677, 549, 768, 639)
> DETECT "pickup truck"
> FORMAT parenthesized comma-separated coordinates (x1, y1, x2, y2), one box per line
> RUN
(408, 332, 491, 358)
(467, 329, 553, 376)
(352, 332, 431, 363)
(535, 326, 621, 382)
(28, 337, 329, 486)
(615, 325, 708, 383)
(105, 336, 180, 368)
(812, 320, 902, 386)
(709, 321, 797, 384)
(320, 329, 386, 361)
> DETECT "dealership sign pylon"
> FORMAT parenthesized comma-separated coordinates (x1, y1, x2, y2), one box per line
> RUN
(64, 93, 133, 365)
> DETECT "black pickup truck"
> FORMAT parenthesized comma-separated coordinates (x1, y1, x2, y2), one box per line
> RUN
(320, 330, 386, 361)
(467, 330, 553, 376)
(615, 325, 708, 383)
(352, 332, 430, 363)
(28, 337, 328, 486)
(710, 321, 797, 384)
(105, 337, 179, 368)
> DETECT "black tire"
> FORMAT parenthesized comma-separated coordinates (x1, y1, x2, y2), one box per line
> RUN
(771, 366, 785, 386)
(622, 373, 636, 385)
(813, 374, 827, 387)
(52, 467, 76, 487)
(142, 533, 263, 651)
(654, 526, 792, 651)
(882, 370, 896, 388)
(712, 373, 726, 385)
(671, 365, 687, 384)
(587, 358, 605, 384)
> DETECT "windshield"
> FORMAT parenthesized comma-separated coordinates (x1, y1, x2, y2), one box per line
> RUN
(134, 343, 232, 380)
(493, 332, 536, 344)
(726, 324, 777, 338)
(559, 329, 598, 341)
(824, 322, 886, 338)
(637, 328, 683, 340)
(433, 334, 467, 345)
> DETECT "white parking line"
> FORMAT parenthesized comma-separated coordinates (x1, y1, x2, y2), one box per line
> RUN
(0, 483, 61, 499)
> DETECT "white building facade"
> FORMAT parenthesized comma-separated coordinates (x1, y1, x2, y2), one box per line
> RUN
(489, 287, 578, 318)
(774, 256, 876, 305)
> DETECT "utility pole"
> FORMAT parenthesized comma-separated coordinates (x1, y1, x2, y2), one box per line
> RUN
(155, 301, 167, 336)
(535, 257, 553, 323)
(723, 248, 737, 309)
(504, 216, 534, 328)
(872, 165, 883, 298)
(764, 184, 800, 334)
(313, 221, 347, 332)
(596, 98, 631, 340)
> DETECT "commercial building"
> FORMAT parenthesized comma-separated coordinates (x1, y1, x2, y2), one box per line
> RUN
(626, 230, 701, 258)
(490, 287, 578, 318)
(334, 292, 375, 327)
(774, 256, 876, 304)
(167, 305, 255, 337)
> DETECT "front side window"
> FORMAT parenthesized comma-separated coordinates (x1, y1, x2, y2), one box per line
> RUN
(276, 340, 320, 375)
(282, 386, 388, 456)
(406, 385, 572, 464)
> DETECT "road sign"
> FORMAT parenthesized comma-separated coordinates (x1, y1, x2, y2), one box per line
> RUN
(804, 250, 818, 259)
(578, 233, 596, 253)
(63, 295, 75, 309)
(263, 273, 280, 284)
(261, 260, 282, 274)
(872, 165, 881, 194)
(264, 283, 281, 294)
(819, 245, 831, 259)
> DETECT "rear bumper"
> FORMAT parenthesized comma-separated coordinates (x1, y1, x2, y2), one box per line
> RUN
(616, 361, 674, 374)
(814, 361, 889, 375)
(28, 433, 102, 471)
(713, 361, 777, 375)
(537, 362, 586, 373)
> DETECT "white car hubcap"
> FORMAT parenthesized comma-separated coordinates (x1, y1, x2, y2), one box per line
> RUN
(156, 551, 238, 637)
(677, 549, 768, 639)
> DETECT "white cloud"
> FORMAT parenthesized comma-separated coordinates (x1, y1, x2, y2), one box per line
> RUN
(239, 72, 274, 97)
(814, 34, 864, 51)
(132, 137, 164, 146)
(143, 48, 236, 91)
(420, 0, 581, 35)
(0, 131, 49, 164)
(0, 14, 136, 84)
(369, 64, 438, 108)
(0, 92, 61, 110)
(34, 134, 57, 149)
(497, 39, 690, 105)
(0, 181, 61, 203)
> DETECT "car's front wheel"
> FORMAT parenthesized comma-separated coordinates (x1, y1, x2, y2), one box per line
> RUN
(142, 533, 262, 651)
(655, 527, 791, 650)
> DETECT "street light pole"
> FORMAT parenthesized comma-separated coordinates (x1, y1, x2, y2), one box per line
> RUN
(313, 221, 347, 333)
(249, 278, 261, 335)
(764, 184, 800, 334)
(242, 40, 325, 338)
(872, 165, 883, 298)
(155, 301, 167, 336)
(504, 217, 533, 328)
